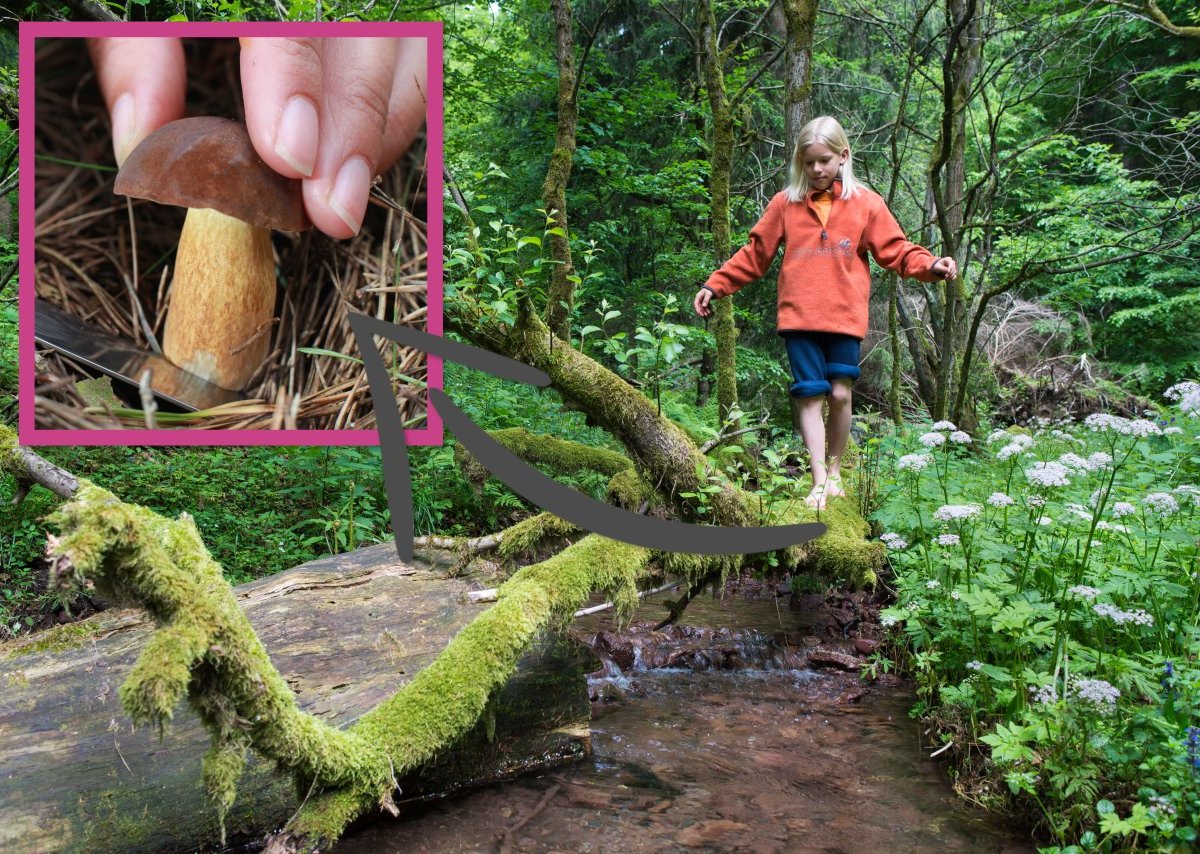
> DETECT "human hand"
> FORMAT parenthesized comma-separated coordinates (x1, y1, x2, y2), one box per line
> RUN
(694, 287, 714, 317)
(932, 256, 958, 280)
(88, 37, 427, 239)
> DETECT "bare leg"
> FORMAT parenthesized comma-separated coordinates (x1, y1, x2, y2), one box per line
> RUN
(796, 394, 828, 507)
(824, 379, 853, 498)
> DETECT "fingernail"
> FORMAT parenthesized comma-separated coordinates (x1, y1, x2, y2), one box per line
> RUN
(112, 92, 137, 166)
(274, 97, 318, 177)
(328, 157, 371, 235)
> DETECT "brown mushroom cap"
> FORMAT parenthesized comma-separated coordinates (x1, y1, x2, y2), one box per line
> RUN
(114, 116, 310, 232)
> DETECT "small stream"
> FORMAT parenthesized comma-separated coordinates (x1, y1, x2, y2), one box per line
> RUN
(336, 589, 1032, 853)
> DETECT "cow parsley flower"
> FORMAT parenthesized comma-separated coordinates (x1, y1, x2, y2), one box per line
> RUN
(1027, 495, 1047, 507)
(1030, 683, 1058, 705)
(1088, 451, 1113, 470)
(1173, 485, 1200, 508)
(931, 420, 957, 431)
(965, 660, 983, 671)
(1144, 492, 1180, 516)
(879, 532, 908, 550)
(987, 492, 1015, 507)
(1164, 381, 1200, 402)
(1111, 501, 1136, 518)
(948, 431, 972, 444)
(1164, 426, 1184, 436)
(1125, 419, 1163, 438)
(1093, 603, 1154, 626)
(950, 590, 961, 601)
(1084, 413, 1128, 433)
(933, 503, 982, 522)
(926, 580, 941, 589)
(1069, 677, 1120, 712)
(987, 429, 1011, 444)
(919, 431, 947, 448)
(1067, 585, 1100, 600)
(897, 453, 932, 472)
(1026, 461, 1071, 488)
(935, 533, 961, 547)
(881, 614, 899, 627)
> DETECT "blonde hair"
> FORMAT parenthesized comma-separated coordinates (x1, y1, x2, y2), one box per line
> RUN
(786, 116, 863, 202)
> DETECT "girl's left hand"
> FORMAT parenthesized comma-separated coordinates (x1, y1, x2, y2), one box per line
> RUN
(932, 257, 958, 280)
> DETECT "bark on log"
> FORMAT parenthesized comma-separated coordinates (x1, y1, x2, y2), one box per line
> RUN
(0, 544, 594, 854)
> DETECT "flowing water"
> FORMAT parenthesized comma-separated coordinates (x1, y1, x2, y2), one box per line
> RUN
(336, 590, 1032, 853)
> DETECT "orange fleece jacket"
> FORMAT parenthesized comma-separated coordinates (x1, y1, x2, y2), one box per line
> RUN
(703, 184, 940, 339)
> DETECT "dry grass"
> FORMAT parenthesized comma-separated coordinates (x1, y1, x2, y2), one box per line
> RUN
(33, 37, 428, 432)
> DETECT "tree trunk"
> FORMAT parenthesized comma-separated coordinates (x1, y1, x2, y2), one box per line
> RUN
(0, 544, 593, 854)
(543, 0, 580, 340)
(781, 0, 819, 152)
(929, 0, 979, 421)
(698, 0, 739, 427)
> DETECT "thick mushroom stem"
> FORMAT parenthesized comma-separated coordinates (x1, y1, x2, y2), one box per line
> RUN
(162, 207, 276, 391)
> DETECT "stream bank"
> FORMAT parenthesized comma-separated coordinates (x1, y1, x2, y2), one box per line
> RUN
(335, 583, 1033, 852)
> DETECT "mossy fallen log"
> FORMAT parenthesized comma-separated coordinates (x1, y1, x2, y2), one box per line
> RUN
(0, 543, 595, 854)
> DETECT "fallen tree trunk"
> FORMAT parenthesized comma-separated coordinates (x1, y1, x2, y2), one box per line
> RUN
(0, 543, 594, 853)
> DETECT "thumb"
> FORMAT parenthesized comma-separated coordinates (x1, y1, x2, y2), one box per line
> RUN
(87, 38, 187, 166)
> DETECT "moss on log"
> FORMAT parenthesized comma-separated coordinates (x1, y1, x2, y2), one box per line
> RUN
(0, 543, 595, 853)
(454, 426, 632, 488)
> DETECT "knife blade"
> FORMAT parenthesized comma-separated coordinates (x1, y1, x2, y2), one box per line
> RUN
(34, 299, 244, 412)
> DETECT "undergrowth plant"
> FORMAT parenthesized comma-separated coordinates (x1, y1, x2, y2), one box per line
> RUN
(875, 385, 1200, 851)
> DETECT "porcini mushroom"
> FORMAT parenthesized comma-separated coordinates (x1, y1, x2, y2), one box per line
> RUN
(114, 117, 310, 392)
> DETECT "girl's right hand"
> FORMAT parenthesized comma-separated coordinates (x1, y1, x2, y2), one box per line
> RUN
(694, 287, 713, 317)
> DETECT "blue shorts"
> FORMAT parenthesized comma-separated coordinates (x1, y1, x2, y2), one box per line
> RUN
(783, 331, 861, 398)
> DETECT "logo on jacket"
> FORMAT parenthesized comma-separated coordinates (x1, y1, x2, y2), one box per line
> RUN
(794, 238, 854, 259)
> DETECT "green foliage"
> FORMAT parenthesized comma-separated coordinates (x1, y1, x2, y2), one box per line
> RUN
(875, 397, 1200, 847)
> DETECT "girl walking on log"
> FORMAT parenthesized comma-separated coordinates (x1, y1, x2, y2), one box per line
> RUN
(694, 116, 956, 509)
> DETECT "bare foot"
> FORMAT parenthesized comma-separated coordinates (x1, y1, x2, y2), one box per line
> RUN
(805, 482, 827, 509)
(824, 474, 846, 500)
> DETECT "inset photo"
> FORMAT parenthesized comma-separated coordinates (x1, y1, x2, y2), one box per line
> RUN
(20, 23, 442, 444)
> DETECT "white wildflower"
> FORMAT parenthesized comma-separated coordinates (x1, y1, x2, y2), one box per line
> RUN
(931, 420, 957, 431)
(1164, 426, 1184, 436)
(1111, 501, 1136, 518)
(1144, 492, 1180, 516)
(907, 601, 921, 611)
(1037, 515, 1054, 526)
(897, 453, 933, 472)
(1069, 677, 1120, 712)
(1173, 485, 1200, 507)
(879, 532, 908, 551)
(1058, 452, 1090, 470)
(1084, 413, 1128, 433)
(1164, 381, 1200, 402)
(1030, 683, 1058, 705)
(949, 431, 972, 444)
(919, 431, 947, 448)
(965, 660, 983, 671)
(1181, 388, 1200, 415)
(1067, 585, 1100, 600)
(987, 492, 1015, 508)
(926, 580, 941, 590)
(1027, 495, 1047, 507)
(987, 429, 1010, 444)
(935, 533, 961, 547)
(881, 614, 899, 627)
(1026, 461, 1072, 488)
(933, 503, 983, 522)
(1093, 603, 1154, 626)
(1125, 419, 1163, 438)
(1087, 451, 1112, 470)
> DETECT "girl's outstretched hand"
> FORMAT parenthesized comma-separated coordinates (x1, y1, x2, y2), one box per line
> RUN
(694, 287, 714, 317)
(932, 257, 958, 280)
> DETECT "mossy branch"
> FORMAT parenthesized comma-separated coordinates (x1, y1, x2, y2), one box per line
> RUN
(453, 426, 632, 488)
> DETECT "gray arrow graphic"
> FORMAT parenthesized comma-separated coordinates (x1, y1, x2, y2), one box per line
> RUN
(348, 314, 825, 562)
